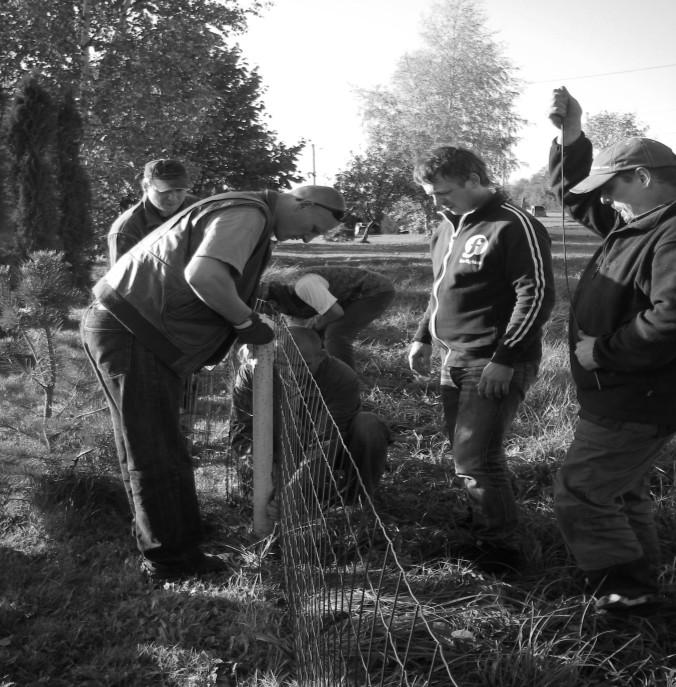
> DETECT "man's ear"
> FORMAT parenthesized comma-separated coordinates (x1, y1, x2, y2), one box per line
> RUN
(466, 172, 481, 187)
(635, 167, 651, 186)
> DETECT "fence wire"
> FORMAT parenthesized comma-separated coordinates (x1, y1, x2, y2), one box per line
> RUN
(187, 316, 461, 687)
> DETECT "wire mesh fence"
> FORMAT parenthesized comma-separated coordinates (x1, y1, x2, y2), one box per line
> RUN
(182, 355, 243, 498)
(186, 315, 461, 686)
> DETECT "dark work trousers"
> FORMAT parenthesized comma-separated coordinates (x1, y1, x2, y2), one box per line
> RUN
(322, 290, 395, 370)
(441, 360, 539, 544)
(555, 414, 672, 592)
(342, 410, 389, 501)
(229, 363, 389, 501)
(81, 305, 203, 566)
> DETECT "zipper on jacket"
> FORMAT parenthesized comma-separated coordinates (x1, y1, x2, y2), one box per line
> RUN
(430, 215, 466, 349)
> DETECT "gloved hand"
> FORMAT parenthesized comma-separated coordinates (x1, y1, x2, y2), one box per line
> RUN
(233, 312, 274, 345)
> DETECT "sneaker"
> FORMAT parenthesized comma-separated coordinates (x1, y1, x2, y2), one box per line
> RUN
(141, 552, 231, 582)
(594, 592, 660, 615)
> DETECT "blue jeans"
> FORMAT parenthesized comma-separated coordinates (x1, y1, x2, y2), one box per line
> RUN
(81, 305, 203, 566)
(322, 290, 395, 370)
(441, 361, 539, 543)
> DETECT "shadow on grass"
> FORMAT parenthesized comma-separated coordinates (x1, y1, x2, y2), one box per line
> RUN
(0, 468, 288, 686)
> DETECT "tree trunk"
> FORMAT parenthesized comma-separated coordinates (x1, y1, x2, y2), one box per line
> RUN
(78, 0, 92, 111)
(43, 325, 57, 420)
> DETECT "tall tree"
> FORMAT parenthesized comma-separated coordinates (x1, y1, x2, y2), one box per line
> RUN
(4, 75, 61, 255)
(584, 111, 648, 150)
(56, 89, 93, 290)
(0, 1, 300, 232)
(178, 52, 305, 194)
(356, 0, 523, 187)
(0, 85, 12, 255)
(335, 145, 418, 224)
(0, 1, 85, 92)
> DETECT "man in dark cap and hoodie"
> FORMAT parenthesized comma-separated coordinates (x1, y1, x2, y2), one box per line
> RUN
(107, 158, 199, 265)
(549, 86, 676, 614)
(82, 184, 346, 582)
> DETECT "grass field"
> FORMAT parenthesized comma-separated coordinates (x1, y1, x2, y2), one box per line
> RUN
(2, 222, 676, 686)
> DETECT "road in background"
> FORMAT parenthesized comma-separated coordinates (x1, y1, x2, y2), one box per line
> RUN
(273, 219, 600, 262)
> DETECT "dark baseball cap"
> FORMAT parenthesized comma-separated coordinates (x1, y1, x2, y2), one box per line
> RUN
(143, 159, 190, 191)
(570, 137, 676, 194)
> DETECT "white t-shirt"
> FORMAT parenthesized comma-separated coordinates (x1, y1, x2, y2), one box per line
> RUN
(294, 273, 338, 315)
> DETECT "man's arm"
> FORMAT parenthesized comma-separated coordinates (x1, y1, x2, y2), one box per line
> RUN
(408, 229, 439, 375)
(186, 207, 270, 325)
(294, 273, 341, 330)
(408, 340, 432, 376)
(315, 359, 362, 437)
(185, 256, 253, 325)
(548, 86, 620, 238)
(184, 257, 273, 343)
(490, 218, 556, 368)
(308, 303, 344, 331)
(594, 235, 676, 371)
(475, 214, 556, 398)
(107, 205, 142, 267)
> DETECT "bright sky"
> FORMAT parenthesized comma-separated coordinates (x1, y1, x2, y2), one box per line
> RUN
(238, 0, 676, 184)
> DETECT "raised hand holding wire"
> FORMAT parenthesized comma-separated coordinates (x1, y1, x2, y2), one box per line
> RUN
(549, 86, 583, 144)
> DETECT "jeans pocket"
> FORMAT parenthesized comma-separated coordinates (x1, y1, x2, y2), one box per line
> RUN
(82, 310, 133, 378)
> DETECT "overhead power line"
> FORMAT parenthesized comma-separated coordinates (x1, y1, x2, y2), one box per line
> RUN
(528, 62, 676, 84)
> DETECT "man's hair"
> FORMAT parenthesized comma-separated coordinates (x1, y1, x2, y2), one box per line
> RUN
(413, 146, 492, 186)
(648, 166, 676, 186)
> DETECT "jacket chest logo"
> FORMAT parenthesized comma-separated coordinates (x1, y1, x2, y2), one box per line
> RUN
(459, 234, 488, 264)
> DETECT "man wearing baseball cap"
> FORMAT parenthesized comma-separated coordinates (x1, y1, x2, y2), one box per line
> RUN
(549, 86, 676, 614)
(82, 184, 346, 582)
(107, 158, 199, 265)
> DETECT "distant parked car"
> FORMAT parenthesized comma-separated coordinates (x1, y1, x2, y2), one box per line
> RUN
(529, 205, 547, 217)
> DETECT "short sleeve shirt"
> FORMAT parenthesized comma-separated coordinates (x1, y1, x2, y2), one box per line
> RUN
(294, 273, 338, 315)
(194, 206, 266, 276)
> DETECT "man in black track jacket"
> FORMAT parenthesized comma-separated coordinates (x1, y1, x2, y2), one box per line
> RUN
(408, 146, 555, 573)
(549, 86, 676, 614)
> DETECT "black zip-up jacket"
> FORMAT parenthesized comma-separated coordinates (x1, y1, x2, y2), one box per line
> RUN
(550, 134, 676, 428)
(414, 192, 555, 367)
